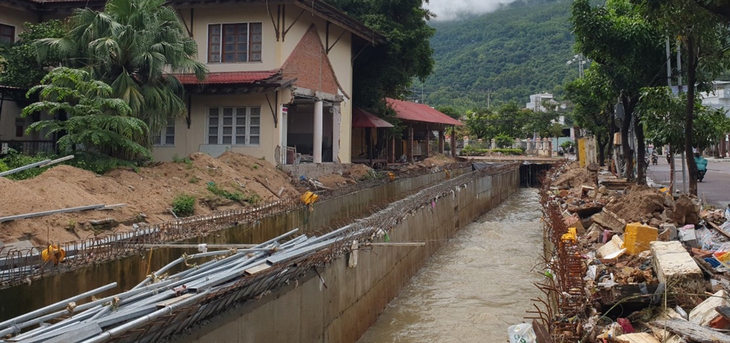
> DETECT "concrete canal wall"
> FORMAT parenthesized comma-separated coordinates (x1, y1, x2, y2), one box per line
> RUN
(181, 166, 519, 343)
(0, 167, 470, 321)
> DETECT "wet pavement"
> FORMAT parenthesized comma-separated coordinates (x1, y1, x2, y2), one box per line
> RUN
(357, 189, 543, 343)
(647, 156, 730, 208)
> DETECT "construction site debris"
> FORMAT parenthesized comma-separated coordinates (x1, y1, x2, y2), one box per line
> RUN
(532, 160, 730, 342)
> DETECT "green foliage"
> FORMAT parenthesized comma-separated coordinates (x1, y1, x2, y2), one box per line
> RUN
(421, 0, 575, 110)
(327, 0, 435, 109)
(639, 87, 730, 152)
(205, 181, 260, 204)
(459, 146, 523, 156)
(494, 133, 514, 148)
(0, 150, 52, 180)
(560, 140, 574, 150)
(23, 67, 151, 161)
(172, 154, 192, 166)
(66, 152, 139, 174)
(0, 20, 66, 89)
(35, 0, 207, 135)
(172, 193, 196, 217)
(188, 176, 200, 184)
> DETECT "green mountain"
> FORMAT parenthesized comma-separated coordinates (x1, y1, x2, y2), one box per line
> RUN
(415, 0, 576, 110)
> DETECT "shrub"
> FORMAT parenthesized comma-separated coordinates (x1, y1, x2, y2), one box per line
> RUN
(0, 150, 53, 180)
(560, 140, 574, 150)
(172, 193, 196, 217)
(459, 145, 489, 156)
(492, 148, 524, 155)
(206, 181, 246, 202)
(494, 133, 514, 148)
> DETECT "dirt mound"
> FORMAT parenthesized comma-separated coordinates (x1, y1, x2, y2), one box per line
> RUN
(604, 185, 668, 223)
(420, 154, 455, 167)
(0, 152, 300, 246)
(553, 163, 593, 189)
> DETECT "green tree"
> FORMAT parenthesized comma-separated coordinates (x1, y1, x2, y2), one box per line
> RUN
(327, 0, 435, 109)
(0, 20, 66, 89)
(35, 0, 206, 136)
(23, 67, 150, 162)
(640, 87, 730, 154)
(564, 68, 619, 166)
(465, 108, 497, 140)
(572, 0, 666, 184)
(633, 0, 730, 195)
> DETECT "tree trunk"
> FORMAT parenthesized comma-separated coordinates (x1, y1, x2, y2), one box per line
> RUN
(621, 95, 635, 180)
(597, 135, 607, 166)
(685, 36, 698, 196)
(635, 110, 647, 185)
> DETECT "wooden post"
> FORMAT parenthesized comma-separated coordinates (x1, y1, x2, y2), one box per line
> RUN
(408, 125, 414, 162)
(425, 124, 431, 157)
(438, 128, 445, 154)
(450, 126, 457, 158)
(390, 136, 395, 163)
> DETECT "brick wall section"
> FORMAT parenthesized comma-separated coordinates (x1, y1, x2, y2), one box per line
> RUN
(282, 24, 341, 96)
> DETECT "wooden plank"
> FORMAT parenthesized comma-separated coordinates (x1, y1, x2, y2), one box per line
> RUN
(0, 204, 105, 223)
(245, 263, 271, 275)
(156, 293, 194, 308)
(617, 332, 661, 343)
(650, 318, 730, 343)
(532, 320, 553, 343)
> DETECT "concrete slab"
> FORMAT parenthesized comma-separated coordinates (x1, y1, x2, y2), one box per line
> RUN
(651, 241, 705, 295)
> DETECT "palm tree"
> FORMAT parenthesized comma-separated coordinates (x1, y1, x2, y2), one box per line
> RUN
(35, 0, 207, 136)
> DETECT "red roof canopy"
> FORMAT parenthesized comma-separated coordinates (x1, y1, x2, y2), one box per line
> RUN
(352, 108, 394, 128)
(386, 98, 463, 126)
(174, 71, 280, 85)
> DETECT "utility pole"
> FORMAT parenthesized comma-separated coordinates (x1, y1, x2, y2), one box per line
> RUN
(487, 89, 492, 109)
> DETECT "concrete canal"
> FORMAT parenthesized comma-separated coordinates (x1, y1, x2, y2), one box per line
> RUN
(357, 189, 543, 343)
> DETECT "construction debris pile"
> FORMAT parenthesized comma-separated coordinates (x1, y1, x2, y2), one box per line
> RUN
(532, 161, 730, 343)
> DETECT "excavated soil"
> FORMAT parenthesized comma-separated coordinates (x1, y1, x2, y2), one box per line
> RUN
(552, 162, 595, 189)
(0, 152, 456, 246)
(604, 185, 669, 224)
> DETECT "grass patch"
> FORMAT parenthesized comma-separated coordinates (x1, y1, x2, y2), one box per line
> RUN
(172, 193, 196, 217)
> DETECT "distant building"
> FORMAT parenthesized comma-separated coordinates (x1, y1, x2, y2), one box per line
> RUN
(526, 93, 555, 112)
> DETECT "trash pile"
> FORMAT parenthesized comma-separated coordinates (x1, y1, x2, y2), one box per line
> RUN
(529, 162, 730, 343)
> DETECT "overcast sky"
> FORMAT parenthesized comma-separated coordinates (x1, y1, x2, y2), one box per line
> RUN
(424, 0, 517, 21)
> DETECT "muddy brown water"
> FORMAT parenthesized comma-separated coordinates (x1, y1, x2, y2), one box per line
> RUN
(357, 189, 544, 343)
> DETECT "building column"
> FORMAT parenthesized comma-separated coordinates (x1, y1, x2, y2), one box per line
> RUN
(332, 104, 341, 163)
(407, 125, 414, 162)
(438, 128, 445, 154)
(314, 100, 323, 164)
(425, 124, 430, 158)
(450, 127, 457, 158)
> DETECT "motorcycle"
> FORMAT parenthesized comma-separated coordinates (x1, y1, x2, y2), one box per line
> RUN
(651, 153, 658, 165)
(666, 153, 672, 165)
(698, 169, 707, 182)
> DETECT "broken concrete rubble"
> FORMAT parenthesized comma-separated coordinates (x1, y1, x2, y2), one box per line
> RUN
(533, 161, 730, 343)
(651, 241, 705, 296)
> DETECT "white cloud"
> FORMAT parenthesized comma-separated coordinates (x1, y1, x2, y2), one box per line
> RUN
(424, 0, 517, 21)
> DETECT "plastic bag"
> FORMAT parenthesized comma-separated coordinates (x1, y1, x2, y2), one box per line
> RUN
(508, 323, 536, 343)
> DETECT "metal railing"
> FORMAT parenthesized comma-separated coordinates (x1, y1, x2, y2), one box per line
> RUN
(0, 140, 57, 156)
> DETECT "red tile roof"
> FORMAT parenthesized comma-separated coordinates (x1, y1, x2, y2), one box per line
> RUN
(352, 108, 393, 128)
(173, 71, 280, 85)
(386, 98, 463, 126)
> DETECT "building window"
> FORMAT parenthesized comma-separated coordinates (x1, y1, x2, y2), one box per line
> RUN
(0, 24, 15, 44)
(153, 118, 175, 146)
(208, 23, 262, 63)
(207, 107, 260, 145)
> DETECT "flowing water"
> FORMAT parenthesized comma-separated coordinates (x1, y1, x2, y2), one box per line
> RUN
(357, 189, 544, 343)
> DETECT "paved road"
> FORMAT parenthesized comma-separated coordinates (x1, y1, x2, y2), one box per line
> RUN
(646, 156, 730, 208)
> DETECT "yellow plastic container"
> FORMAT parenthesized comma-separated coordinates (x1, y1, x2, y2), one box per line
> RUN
(623, 222, 658, 255)
(300, 191, 319, 205)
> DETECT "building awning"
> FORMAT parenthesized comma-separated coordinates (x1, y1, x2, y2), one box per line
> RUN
(386, 98, 463, 126)
(352, 108, 393, 128)
(174, 70, 281, 85)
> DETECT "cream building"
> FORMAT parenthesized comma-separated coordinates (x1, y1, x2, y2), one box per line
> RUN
(0, 0, 383, 164)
